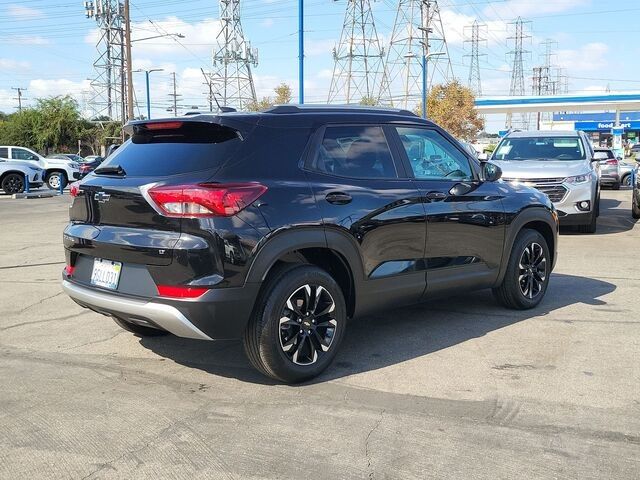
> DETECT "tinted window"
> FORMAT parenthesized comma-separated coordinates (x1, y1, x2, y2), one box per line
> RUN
(0, 148, 8, 158)
(12, 148, 37, 161)
(100, 122, 242, 176)
(493, 136, 585, 161)
(312, 125, 397, 179)
(396, 127, 473, 180)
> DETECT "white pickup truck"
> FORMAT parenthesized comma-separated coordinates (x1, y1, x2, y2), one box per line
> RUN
(0, 146, 80, 190)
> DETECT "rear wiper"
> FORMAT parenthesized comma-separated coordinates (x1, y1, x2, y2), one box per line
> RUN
(94, 164, 126, 176)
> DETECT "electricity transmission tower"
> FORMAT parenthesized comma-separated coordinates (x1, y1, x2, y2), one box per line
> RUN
(211, 0, 258, 110)
(506, 17, 531, 129)
(383, 0, 454, 109)
(84, 0, 126, 122)
(464, 20, 486, 96)
(328, 0, 390, 104)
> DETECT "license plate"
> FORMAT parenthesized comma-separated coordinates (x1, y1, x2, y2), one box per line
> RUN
(90, 258, 122, 290)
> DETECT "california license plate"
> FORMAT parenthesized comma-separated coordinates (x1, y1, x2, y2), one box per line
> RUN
(90, 258, 122, 290)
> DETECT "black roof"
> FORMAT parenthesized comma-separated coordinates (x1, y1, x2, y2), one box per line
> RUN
(126, 104, 432, 132)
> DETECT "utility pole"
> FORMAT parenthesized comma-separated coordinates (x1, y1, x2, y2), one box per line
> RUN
(506, 17, 531, 129)
(201, 68, 214, 112)
(299, 0, 304, 104)
(464, 20, 486, 97)
(124, 0, 134, 121)
(212, 0, 258, 110)
(11, 87, 26, 112)
(384, 0, 453, 108)
(328, 0, 390, 105)
(168, 72, 181, 116)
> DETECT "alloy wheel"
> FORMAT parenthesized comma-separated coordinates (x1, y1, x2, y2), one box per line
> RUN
(518, 242, 547, 299)
(279, 284, 337, 366)
(48, 174, 60, 189)
(4, 175, 24, 194)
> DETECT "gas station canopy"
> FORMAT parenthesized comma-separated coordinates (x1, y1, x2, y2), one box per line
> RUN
(475, 93, 640, 115)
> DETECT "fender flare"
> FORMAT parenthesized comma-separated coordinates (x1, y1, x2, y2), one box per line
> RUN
(496, 206, 557, 285)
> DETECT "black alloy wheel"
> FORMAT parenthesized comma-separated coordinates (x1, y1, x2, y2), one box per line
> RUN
(517, 242, 547, 300)
(279, 284, 338, 366)
(1, 173, 25, 195)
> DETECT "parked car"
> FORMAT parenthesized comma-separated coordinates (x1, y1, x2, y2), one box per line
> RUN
(630, 143, 640, 157)
(490, 130, 600, 233)
(78, 156, 104, 178)
(593, 147, 622, 189)
(632, 160, 640, 218)
(0, 160, 45, 194)
(0, 146, 80, 190)
(47, 154, 84, 163)
(620, 161, 635, 188)
(61, 106, 558, 383)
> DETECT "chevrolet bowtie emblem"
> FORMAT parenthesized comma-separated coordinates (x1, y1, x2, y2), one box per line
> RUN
(94, 191, 111, 203)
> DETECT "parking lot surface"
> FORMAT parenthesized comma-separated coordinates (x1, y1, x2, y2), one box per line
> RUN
(0, 190, 638, 479)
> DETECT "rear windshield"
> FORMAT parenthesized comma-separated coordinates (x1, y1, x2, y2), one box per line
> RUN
(492, 136, 586, 161)
(100, 122, 242, 176)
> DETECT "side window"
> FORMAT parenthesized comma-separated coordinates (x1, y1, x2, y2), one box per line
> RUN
(12, 148, 37, 161)
(311, 125, 397, 179)
(396, 127, 473, 180)
(0, 147, 8, 158)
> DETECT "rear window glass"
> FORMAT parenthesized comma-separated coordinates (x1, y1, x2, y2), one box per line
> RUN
(100, 122, 242, 176)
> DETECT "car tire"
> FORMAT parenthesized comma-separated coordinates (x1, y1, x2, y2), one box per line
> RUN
(112, 316, 169, 337)
(632, 192, 640, 219)
(493, 229, 551, 310)
(622, 175, 631, 188)
(46, 171, 67, 190)
(1, 173, 25, 195)
(577, 210, 597, 234)
(243, 264, 347, 383)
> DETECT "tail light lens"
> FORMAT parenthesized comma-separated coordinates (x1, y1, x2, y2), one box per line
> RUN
(64, 265, 75, 276)
(606, 159, 619, 165)
(69, 183, 80, 197)
(157, 285, 208, 298)
(145, 183, 267, 218)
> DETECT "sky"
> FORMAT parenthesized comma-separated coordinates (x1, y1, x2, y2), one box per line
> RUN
(1, 0, 639, 133)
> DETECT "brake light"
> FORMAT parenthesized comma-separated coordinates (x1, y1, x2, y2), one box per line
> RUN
(606, 159, 618, 165)
(69, 183, 80, 197)
(64, 265, 75, 276)
(145, 121, 183, 131)
(157, 285, 208, 298)
(146, 183, 267, 218)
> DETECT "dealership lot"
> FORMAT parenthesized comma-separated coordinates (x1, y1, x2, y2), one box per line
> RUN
(0, 190, 638, 479)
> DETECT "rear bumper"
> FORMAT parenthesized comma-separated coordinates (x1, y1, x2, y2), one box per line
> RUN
(62, 280, 212, 340)
(62, 278, 260, 340)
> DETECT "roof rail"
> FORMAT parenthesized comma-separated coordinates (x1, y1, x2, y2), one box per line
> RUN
(263, 104, 418, 117)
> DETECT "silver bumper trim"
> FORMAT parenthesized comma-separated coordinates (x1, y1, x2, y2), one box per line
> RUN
(62, 280, 212, 341)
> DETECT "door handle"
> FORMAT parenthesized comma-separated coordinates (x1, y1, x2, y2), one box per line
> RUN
(426, 191, 447, 201)
(325, 191, 353, 205)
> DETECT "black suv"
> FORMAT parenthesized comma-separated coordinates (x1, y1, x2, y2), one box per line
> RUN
(62, 106, 558, 382)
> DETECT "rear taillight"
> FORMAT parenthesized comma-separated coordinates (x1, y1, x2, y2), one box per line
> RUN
(69, 183, 80, 197)
(64, 265, 75, 276)
(606, 159, 619, 165)
(157, 285, 208, 298)
(145, 183, 267, 218)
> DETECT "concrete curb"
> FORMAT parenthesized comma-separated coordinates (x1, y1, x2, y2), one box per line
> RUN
(12, 191, 60, 199)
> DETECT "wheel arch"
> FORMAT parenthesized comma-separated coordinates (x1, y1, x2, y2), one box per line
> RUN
(0, 170, 27, 183)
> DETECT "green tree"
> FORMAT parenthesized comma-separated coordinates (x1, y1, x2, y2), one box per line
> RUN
(0, 109, 42, 150)
(36, 96, 82, 153)
(359, 96, 379, 106)
(415, 80, 484, 141)
(246, 83, 293, 111)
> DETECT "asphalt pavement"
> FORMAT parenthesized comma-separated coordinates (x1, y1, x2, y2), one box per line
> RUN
(0, 189, 638, 479)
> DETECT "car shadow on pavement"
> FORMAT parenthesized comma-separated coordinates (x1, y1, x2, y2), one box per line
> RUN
(140, 272, 616, 385)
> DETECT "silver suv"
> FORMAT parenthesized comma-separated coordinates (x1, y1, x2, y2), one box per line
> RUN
(490, 130, 600, 233)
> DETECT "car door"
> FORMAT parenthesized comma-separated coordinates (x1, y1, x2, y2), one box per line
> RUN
(304, 124, 427, 316)
(389, 125, 506, 297)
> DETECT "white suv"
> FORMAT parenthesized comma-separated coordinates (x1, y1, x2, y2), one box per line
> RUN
(490, 130, 600, 233)
(0, 146, 80, 190)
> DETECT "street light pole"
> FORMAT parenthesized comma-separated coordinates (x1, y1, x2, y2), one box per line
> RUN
(421, 51, 445, 119)
(298, 0, 304, 104)
(134, 69, 163, 120)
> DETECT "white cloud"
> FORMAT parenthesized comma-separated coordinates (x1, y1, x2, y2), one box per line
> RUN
(305, 39, 336, 57)
(28, 78, 91, 99)
(7, 4, 45, 20)
(260, 18, 275, 28)
(440, 10, 509, 47)
(556, 43, 609, 73)
(0, 58, 30, 71)
(482, 0, 589, 19)
(6, 35, 50, 45)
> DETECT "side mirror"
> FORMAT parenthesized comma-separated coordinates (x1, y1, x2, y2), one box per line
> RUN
(592, 152, 609, 161)
(478, 152, 488, 161)
(483, 162, 502, 182)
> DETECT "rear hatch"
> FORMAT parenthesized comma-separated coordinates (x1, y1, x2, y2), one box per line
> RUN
(65, 119, 248, 273)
